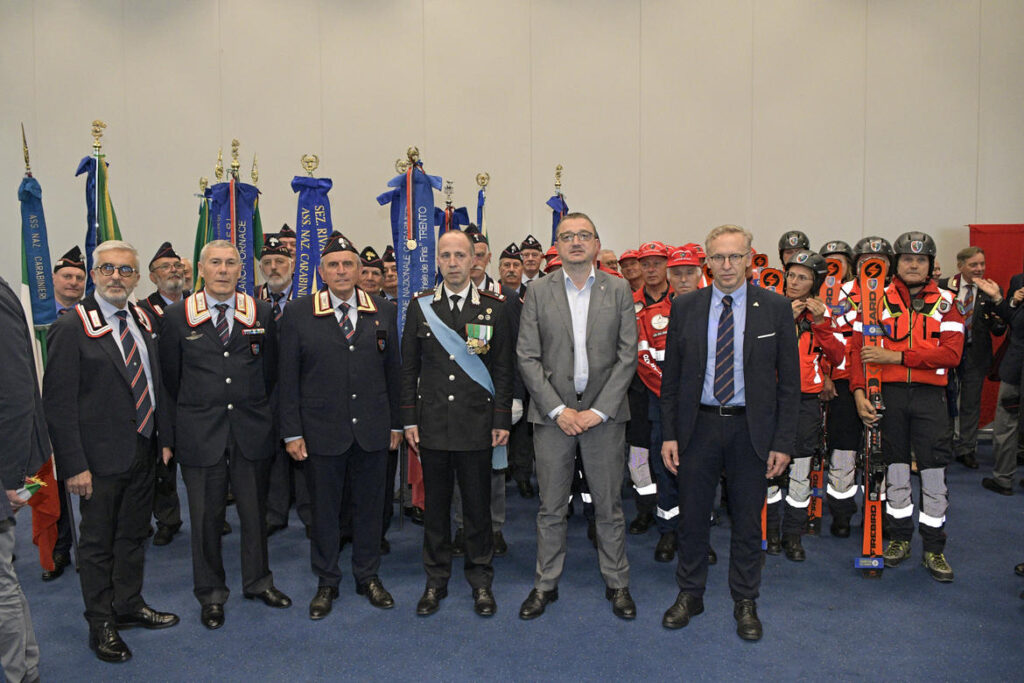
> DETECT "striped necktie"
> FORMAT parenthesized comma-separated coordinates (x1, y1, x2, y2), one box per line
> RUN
(962, 285, 974, 343)
(114, 311, 154, 438)
(214, 303, 230, 345)
(271, 292, 285, 321)
(713, 295, 735, 405)
(338, 302, 354, 341)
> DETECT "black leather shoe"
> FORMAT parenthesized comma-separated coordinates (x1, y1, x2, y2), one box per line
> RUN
(830, 517, 851, 537)
(662, 591, 704, 629)
(493, 531, 508, 557)
(357, 577, 394, 610)
(783, 535, 806, 562)
(309, 586, 338, 620)
(244, 586, 292, 608)
(405, 506, 425, 526)
(153, 523, 181, 546)
(416, 586, 448, 616)
(380, 537, 391, 555)
(628, 510, 654, 535)
(115, 605, 179, 630)
(1014, 562, 1024, 577)
(734, 599, 763, 641)
(765, 531, 782, 555)
(41, 551, 71, 581)
(606, 587, 636, 620)
(587, 520, 597, 549)
(451, 528, 466, 557)
(517, 480, 535, 499)
(473, 587, 497, 617)
(654, 532, 676, 563)
(89, 622, 131, 663)
(518, 588, 558, 620)
(982, 478, 1013, 496)
(708, 544, 718, 565)
(265, 521, 287, 537)
(957, 452, 979, 469)
(201, 603, 224, 630)
(221, 521, 231, 535)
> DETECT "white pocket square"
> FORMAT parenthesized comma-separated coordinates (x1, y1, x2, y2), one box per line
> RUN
(756, 332, 775, 339)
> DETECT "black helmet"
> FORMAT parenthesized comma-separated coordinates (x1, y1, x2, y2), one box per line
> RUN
(819, 240, 854, 263)
(778, 230, 810, 262)
(892, 230, 937, 279)
(853, 236, 894, 259)
(784, 249, 828, 294)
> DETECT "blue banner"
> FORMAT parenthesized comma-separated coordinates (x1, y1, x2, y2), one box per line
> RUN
(75, 157, 98, 293)
(546, 193, 568, 246)
(434, 205, 469, 234)
(377, 163, 442, 337)
(291, 176, 334, 297)
(476, 188, 486, 233)
(18, 177, 57, 326)
(209, 180, 260, 294)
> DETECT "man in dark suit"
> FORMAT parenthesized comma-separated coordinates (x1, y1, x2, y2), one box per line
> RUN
(137, 241, 187, 547)
(44, 240, 179, 663)
(401, 229, 514, 618)
(279, 233, 402, 620)
(516, 212, 639, 621)
(158, 239, 291, 630)
(986, 269, 1024, 494)
(939, 247, 1006, 470)
(659, 224, 799, 641)
(0, 275, 48, 681)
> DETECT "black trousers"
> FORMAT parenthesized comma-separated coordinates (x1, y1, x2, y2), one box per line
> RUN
(266, 441, 311, 528)
(509, 395, 535, 484)
(153, 457, 181, 530)
(76, 434, 155, 628)
(180, 443, 273, 606)
(53, 478, 73, 556)
(676, 411, 766, 601)
(306, 447, 387, 588)
(420, 447, 493, 591)
(382, 447, 399, 534)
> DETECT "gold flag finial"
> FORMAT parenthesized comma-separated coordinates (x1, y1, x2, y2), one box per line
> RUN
(250, 155, 259, 184)
(476, 172, 490, 189)
(301, 153, 319, 177)
(406, 146, 420, 164)
(395, 157, 409, 173)
(443, 180, 454, 207)
(554, 164, 563, 192)
(214, 148, 224, 181)
(199, 177, 209, 192)
(91, 120, 107, 154)
(21, 123, 31, 175)
(230, 139, 240, 179)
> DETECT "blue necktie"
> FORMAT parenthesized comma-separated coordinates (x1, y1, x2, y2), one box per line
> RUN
(339, 302, 354, 341)
(114, 311, 154, 438)
(713, 295, 735, 405)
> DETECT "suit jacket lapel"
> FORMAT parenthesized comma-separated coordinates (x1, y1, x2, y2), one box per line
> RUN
(743, 284, 757, 365)
(697, 287, 712, 375)
(88, 303, 135, 390)
(548, 273, 575, 343)
(585, 271, 607, 337)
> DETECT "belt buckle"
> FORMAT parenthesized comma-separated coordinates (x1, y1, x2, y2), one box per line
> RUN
(717, 405, 730, 417)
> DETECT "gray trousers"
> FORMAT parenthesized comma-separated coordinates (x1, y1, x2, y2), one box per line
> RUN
(990, 381, 1021, 487)
(0, 522, 39, 683)
(533, 420, 629, 591)
(453, 468, 506, 533)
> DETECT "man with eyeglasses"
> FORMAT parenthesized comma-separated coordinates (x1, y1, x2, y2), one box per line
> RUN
(517, 212, 638, 621)
(137, 242, 187, 548)
(43, 240, 180, 663)
(660, 224, 799, 641)
(158, 239, 291, 630)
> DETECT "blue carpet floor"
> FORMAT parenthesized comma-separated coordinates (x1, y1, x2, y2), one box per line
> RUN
(10, 442, 1024, 682)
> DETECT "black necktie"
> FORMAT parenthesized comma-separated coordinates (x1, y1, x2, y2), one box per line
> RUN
(449, 294, 461, 314)
(713, 295, 735, 405)
(214, 303, 230, 345)
(114, 311, 154, 438)
(271, 292, 285, 321)
(338, 302, 354, 341)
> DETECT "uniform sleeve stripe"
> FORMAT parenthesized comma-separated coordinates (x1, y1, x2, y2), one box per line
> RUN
(940, 321, 964, 333)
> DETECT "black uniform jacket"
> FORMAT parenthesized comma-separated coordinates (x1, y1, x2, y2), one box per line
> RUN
(158, 290, 277, 466)
(278, 287, 401, 455)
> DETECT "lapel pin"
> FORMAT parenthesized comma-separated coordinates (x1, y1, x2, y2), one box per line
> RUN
(753, 301, 760, 307)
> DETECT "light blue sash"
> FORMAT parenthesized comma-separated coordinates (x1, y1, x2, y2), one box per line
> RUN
(417, 295, 507, 468)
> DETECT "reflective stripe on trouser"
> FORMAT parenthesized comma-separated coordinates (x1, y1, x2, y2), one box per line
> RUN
(782, 457, 811, 535)
(885, 463, 948, 553)
(647, 411, 679, 533)
(765, 484, 782, 532)
(826, 449, 857, 520)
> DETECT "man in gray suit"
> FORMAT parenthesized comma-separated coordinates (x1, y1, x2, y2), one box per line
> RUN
(516, 212, 638, 620)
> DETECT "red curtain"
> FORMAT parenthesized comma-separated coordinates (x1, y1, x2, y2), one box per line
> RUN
(968, 224, 1024, 425)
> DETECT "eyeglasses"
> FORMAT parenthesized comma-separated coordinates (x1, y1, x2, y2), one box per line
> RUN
(556, 231, 595, 243)
(785, 271, 813, 282)
(150, 262, 183, 273)
(96, 263, 138, 277)
(707, 252, 749, 266)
